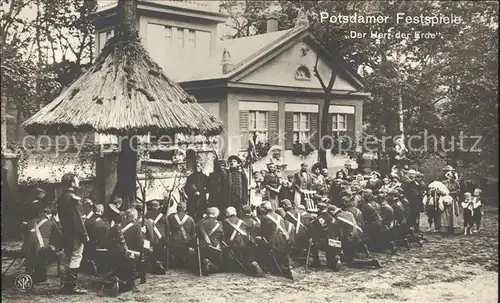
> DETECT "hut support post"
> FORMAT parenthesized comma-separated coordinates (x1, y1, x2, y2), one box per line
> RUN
(113, 136, 138, 210)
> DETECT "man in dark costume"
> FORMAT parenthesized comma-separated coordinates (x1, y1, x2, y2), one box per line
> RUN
(225, 155, 248, 213)
(208, 159, 227, 208)
(184, 162, 209, 221)
(57, 172, 88, 294)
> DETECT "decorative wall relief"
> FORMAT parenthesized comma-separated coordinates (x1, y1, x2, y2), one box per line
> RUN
(294, 65, 311, 81)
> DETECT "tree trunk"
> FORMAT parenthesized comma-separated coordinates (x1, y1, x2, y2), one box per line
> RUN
(1, 95, 7, 149)
(111, 136, 138, 210)
(15, 105, 21, 143)
(116, 0, 137, 37)
(318, 95, 332, 168)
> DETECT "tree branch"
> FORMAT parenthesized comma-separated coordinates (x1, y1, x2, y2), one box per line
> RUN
(313, 54, 328, 92)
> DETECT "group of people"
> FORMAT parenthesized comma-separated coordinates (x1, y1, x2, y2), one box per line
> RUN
(19, 154, 486, 297)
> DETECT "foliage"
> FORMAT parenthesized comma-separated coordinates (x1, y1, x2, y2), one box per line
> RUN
(292, 141, 315, 157)
(219, 0, 498, 183)
(1, 0, 97, 144)
(255, 141, 270, 158)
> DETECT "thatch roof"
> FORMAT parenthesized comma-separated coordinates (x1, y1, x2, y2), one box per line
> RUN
(22, 35, 224, 137)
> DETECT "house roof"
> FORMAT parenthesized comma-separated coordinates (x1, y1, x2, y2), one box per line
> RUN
(178, 26, 365, 90)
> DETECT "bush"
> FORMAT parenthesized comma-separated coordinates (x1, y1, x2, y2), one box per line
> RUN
(416, 154, 448, 184)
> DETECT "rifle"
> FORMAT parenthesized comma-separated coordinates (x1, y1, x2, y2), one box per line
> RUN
(221, 241, 247, 272)
(262, 237, 283, 276)
(196, 237, 202, 277)
(137, 176, 148, 284)
(165, 173, 179, 210)
(305, 238, 313, 272)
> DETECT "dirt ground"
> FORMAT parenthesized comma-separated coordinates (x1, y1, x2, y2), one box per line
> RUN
(2, 208, 498, 303)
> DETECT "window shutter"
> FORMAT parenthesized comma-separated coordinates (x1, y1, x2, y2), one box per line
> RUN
(240, 111, 249, 151)
(346, 113, 356, 142)
(310, 113, 320, 150)
(268, 111, 278, 146)
(284, 112, 294, 150)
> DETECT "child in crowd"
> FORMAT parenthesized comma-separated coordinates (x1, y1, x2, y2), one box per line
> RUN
(472, 188, 483, 233)
(279, 180, 295, 206)
(461, 192, 474, 235)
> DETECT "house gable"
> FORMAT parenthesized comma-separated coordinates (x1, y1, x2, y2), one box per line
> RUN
(234, 38, 362, 92)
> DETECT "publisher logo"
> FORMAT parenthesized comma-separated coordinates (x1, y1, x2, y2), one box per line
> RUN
(14, 273, 33, 292)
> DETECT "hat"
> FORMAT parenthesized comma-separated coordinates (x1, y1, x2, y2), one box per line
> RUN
(371, 171, 381, 178)
(150, 200, 160, 208)
(109, 204, 121, 216)
(281, 199, 292, 209)
(408, 169, 417, 174)
(225, 206, 237, 217)
(297, 204, 306, 211)
(317, 202, 327, 210)
(206, 207, 220, 217)
(387, 190, 399, 196)
(261, 201, 272, 211)
(177, 202, 187, 212)
(266, 162, 276, 168)
(442, 165, 455, 171)
(95, 204, 105, 214)
(227, 155, 242, 164)
(83, 197, 93, 204)
(35, 188, 46, 194)
(241, 205, 252, 214)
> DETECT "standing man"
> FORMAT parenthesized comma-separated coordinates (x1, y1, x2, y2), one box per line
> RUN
(57, 172, 88, 294)
(185, 162, 209, 221)
(403, 169, 424, 232)
(292, 162, 313, 206)
(225, 155, 248, 213)
(263, 163, 281, 211)
(208, 159, 227, 207)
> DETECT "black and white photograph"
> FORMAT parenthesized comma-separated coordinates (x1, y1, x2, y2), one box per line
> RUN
(1, 0, 498, 302)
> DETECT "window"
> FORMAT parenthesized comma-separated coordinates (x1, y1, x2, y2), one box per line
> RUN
(177, 28, 184, 48)
(98, 29, 114, 54)
(332, 113, 347, 131)
(187, 29, 196, 49)
(293, 113, 310, 142)
(249, 111, 268, 143)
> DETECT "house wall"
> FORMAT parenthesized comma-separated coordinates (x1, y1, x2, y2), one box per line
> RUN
(139, 15, 218, 81)
(225, 91, 363, 172)
(238, 39, 359, 91)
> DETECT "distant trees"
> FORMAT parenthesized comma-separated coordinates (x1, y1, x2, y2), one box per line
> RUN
(219, 0, 498, 180)
(1, 0, 97, 146)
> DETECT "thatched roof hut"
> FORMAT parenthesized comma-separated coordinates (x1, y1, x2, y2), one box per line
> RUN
(22, 3, 223, 137)
(21, 0, 223, 210)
